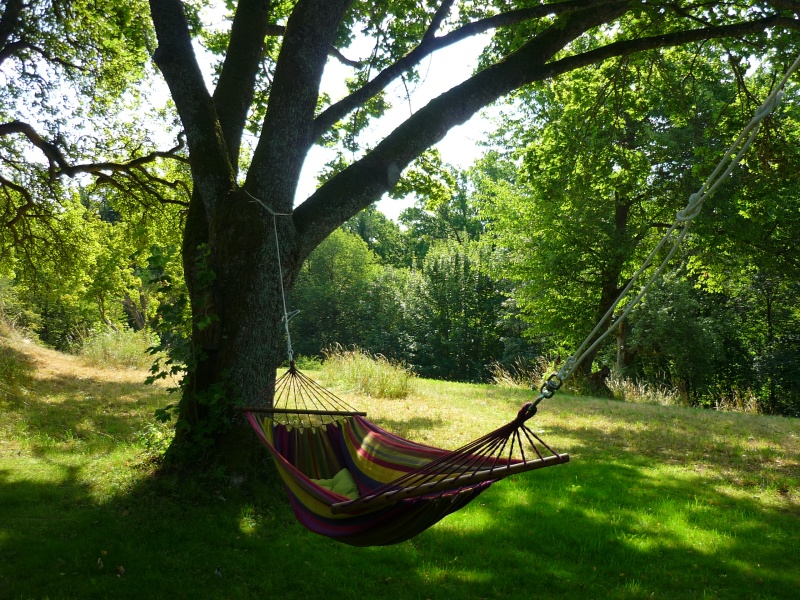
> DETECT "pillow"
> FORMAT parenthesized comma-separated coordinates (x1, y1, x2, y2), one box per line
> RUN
(312, 468, 359, 500)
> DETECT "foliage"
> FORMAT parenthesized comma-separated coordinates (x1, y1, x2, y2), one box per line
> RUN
(289, 228, 388, 359)
(6, 0, 800, 458)
(404, 239, 505, 382)
(342, 205, 408, 267)
(320, 345, 415, 399)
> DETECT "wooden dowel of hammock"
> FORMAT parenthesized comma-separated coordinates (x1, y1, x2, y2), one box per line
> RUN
(330, 452, 570, 515)
(238, 407, 367, 417)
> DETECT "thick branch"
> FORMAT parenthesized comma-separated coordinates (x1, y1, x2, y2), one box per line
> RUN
(534, 15, 799, 82)
(313, 0, 624, 137)
(423, 0, 457, 42)
(149, 0, 235, 214)
(244, 0, 352, 208)
(0, 119, 189, 211)
(766, 0, 800, 14)
(0, 120, 70, 177)
(0, 119, 187, 179)
(295, 10, 799, 257)
(213, 0, 271, 166)
(0, 0, 23, 54)
(0, 39, 85, 70)
(296, 3, 630, 255)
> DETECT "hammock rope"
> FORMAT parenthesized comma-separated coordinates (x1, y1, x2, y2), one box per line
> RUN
(527, 51, 800, 414)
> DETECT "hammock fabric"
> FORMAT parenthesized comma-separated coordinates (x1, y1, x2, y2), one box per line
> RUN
(244, 363, 569, 546)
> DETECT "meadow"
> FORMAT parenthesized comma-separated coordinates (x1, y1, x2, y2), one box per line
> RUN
(1, 334, 798, 599)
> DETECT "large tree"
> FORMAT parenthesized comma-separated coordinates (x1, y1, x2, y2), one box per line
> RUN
(0, 0, 189, 347)
(146, 0, 800, 456)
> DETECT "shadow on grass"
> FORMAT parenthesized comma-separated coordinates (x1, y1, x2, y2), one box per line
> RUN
(3, 372, 169, 458)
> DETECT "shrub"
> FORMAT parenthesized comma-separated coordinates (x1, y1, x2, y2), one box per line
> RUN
(320, 345, 415, 399)
(79, 328, 159, 370)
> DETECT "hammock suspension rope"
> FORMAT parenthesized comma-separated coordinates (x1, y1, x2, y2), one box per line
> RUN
(526, 51, 800, 416)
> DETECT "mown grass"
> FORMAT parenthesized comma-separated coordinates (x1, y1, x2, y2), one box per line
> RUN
(1, 335, 798, 600)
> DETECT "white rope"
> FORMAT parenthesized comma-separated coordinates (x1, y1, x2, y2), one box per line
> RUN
(535, 52, 800, 403)
(244, 189, 296, 362)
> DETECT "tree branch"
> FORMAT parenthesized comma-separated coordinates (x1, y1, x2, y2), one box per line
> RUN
(0, 0, 24, 55)
(423, 0, 456, 42)
(0, 120, 71, 178)
(313, 0, 624, 138)
(149, 0, 235, 215)
(0, 120, 187, 180)
(0, 119, 190, 217)
(212, 0, 272, 167)
(244, 0, 352, 209)
(295, 9, 799, 258)
(0, 173, 34, 230)
(263, 22, 363, 66)
(296, 3, 630, 255)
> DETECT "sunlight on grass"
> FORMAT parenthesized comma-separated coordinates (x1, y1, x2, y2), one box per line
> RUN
(320, 345, 416, 399)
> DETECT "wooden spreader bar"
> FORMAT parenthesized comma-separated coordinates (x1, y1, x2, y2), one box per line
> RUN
(330, 452, 570, 515)
(238, 407, 367, 417)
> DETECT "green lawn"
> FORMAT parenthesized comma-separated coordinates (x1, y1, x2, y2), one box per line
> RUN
(1, 338, 798, 599)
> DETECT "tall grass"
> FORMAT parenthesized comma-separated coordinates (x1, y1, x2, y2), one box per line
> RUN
(488, 356, 550, 389)
(78, 327, 158, 369)
(0, 339, 34, 401)
(320, 345, 415, 399)
(607, 370, 685, 406)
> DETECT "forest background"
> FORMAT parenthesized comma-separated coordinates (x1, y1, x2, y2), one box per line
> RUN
(1, 0, 800, 423)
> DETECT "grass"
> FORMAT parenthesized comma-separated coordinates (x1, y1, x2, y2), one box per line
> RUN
(1, 334, 799, 599)
(78, 328, 159, 370)
(319, 345, 415, 399)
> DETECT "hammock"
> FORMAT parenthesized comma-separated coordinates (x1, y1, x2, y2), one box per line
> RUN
(243, 362, 568, 546)
(242, 55, 798, 545)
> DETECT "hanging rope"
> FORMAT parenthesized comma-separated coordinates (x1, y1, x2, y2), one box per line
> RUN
(244, 189, 296, 362)
(529, 51, 800, 411)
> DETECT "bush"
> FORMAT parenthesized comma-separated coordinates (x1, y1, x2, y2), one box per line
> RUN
(320, 345, 415, 399)
(79, 328, 159, 369)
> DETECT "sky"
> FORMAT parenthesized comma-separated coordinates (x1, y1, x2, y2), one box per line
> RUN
(294, 33, 495, 221)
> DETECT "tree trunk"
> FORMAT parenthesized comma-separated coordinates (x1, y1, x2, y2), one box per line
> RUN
(171, 187, 297, 464)
(615, 317, 636, 375)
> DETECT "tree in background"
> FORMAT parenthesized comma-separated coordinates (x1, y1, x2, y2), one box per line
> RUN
(404, 239, 505, 382)
(0, 0, 189, 346)
(479, 47, 800, 412)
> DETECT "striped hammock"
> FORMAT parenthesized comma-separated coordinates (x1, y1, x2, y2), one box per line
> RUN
(244, 363, 568, 546)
